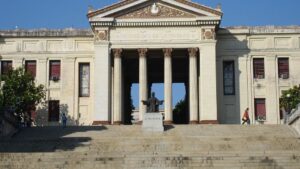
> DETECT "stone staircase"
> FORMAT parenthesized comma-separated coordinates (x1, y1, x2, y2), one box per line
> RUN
(0, 125, 300, 169)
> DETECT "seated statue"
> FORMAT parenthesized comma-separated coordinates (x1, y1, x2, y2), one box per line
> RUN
(142, 92, 164, 112)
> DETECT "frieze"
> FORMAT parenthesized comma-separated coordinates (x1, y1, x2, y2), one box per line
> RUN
(116, 3, 197, 19)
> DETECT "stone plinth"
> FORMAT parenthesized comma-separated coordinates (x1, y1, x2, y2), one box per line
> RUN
(142, 113, 164, 132)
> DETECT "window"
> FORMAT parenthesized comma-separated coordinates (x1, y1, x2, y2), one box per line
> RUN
(25, 60, 37, 78)
(255, 98, 266, 121)
(49, 60, 60, 81)
(48, 100, 60, 122)
(79, 63, 90, 97)
(1, 61, 13, 76)
(223, 61, 235, 95)
(278, 58, 289, 79)
(253, 58, 264, 79)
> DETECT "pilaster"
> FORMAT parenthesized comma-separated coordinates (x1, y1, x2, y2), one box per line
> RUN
(199, 42, 218, 124)
(93, 34, 111, 124)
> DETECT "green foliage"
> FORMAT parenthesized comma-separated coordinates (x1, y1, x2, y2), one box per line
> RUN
(279, 85, 300, 112)
(0, 67, 45, 123)
(173, 99, 186, 115)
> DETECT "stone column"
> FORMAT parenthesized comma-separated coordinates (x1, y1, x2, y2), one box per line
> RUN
(199, 42, 218, 124)
(163, 48, 173, 123)
(113, 49, 123, 124)
(138, 48, 148, 122)
(188, 48, 199, 123)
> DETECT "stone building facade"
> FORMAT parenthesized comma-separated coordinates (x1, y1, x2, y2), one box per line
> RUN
(0, 0, 299, 125)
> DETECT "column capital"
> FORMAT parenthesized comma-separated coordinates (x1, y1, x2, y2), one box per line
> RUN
(138, 48, 148, 57)
(163, 48, 173, 57)
(188, 48, 199, 57)
(112, 48, 123, 58)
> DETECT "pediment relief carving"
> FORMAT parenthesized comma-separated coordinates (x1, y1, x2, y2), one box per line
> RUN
(114, 3, 200, 19)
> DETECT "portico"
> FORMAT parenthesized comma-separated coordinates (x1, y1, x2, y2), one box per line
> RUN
(88, 0, 222, 125)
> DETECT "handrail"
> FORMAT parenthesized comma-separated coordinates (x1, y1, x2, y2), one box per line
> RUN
(286, 103, 300, 125)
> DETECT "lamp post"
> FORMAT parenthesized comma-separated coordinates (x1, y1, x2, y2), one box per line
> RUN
(286, 93, 291, 114)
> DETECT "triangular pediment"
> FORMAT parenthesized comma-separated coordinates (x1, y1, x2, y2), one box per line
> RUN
(110, 2, 200, 19)
(88, 0, 222, 20)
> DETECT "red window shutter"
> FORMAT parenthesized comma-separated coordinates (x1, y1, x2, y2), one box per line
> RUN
(253, 59, 264, 78)
(255, 99, 266, 120)
(50, 61, 60, 79)
(25, 61, 36, 78)
(278, 58, 289, 78)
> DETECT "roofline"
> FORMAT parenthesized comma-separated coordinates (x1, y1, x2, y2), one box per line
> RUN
(87, 0, 222, 18)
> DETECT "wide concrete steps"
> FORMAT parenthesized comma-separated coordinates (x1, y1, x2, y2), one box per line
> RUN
(0, 125, 300, 169)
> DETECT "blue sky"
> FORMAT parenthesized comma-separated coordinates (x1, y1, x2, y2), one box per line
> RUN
(1, 0, 299, 108)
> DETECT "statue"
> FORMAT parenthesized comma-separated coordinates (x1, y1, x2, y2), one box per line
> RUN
(142, 92, 164, 112)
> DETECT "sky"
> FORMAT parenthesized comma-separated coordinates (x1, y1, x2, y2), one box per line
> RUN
(1, 0, 300, 108)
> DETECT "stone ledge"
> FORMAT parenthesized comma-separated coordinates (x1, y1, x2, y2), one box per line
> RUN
(218, 25, 300, 35)
(0, 28, 93, 37)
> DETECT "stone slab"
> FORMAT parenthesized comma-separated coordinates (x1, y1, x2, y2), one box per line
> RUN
(142, 113, 164, 132)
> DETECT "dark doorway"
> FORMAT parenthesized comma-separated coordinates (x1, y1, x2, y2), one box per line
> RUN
(48, 100, 60, 122)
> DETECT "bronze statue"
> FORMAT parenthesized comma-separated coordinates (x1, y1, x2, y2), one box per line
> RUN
(142, 92, 164, 112)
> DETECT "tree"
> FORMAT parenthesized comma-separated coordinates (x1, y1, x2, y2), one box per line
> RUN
(280, 85, 300, 113)
(0, 67, 46, 126)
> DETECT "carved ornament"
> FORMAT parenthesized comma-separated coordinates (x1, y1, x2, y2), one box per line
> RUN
(202, 28, 215, 40)
(138, 48, 148, 57)
(188, 48, 199, 57)
(116, 3, 197, 19)
(163, 48, 173, 57)
(94, 30, 108, 41)
(113, 49, 122, 58)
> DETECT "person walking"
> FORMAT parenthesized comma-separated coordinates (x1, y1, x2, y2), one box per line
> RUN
(62, 113, 67, 128)
(242, 108, 250, 125)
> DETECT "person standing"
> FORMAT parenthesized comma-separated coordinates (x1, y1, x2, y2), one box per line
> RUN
(242, 108, 250, 125)
(62, 113, 67, 128)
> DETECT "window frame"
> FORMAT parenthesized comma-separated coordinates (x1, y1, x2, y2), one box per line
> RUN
(254, 98, 266, 121)
(25, 60, 37, 78)
(1, 60, 13, 76)
(49, 60, 61, 81)
(79, 63, 90, 97)
(278, 57, 289, 79)
(223, 60, 235, 95)
(253, 58, 265, 79)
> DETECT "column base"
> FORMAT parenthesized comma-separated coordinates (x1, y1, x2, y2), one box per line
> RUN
(164, 121, 173, 125)
(199, 120, 219, 124)
(189, 121, 199, 124)
(92, 121, 111, 125)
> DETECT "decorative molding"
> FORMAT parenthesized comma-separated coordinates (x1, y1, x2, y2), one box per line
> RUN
(94, 30, 108, 41)
(188, 48, 199, 57)
(116, 3, 197, 19)
(90, 20, 220, 27)
(202, 28, 215, 40)
(163, 48, 173, 57)
(113, 48, 123, 58)
(138, 48, 148, 57)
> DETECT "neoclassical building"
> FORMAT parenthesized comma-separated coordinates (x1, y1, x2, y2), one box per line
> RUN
(1, 0, 300, 125)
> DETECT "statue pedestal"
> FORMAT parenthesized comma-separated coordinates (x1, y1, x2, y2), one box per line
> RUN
(142, 113, 164, 132)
